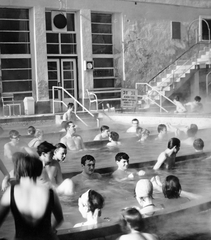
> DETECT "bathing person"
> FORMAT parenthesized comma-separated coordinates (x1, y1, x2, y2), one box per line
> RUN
(185, 96, 203, 113)
(107, 131, 121, 147)
(28, 129, 44, 148)
(94, 125, 110, 141)
(63, 102, 76, 122)
(193, 138, 204, 152)
(60, 121, 85, 151)
(173, 95, 186, 113)
(181, 124, 198, 146)
(0, 154, 63, 239)
(112, 152, 145, 182)
(0, 159, 10, 191)
(135, 179, 163, 217)
(53, 143, 67, 162)
(127, 118, 140, 133)
(153, 137, 180, 170)
(37, 141, 74, 195)
(136, 127, 143, 137)
(74, 189, 104, 227)
(71, 155, 102, 192)
(27, 125, 36, 136)
(154, 124, 168, 141)
(137, 129, 150, 142)
(119, 207, 158, 240)
(4, 130, 36, 161)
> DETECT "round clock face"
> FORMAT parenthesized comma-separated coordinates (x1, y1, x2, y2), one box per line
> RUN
(87, 63, 93, 69)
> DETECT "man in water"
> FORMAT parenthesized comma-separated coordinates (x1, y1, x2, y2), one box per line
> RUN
(71, 155, 102, 191)
(93, 125, 110, 141)
(4, 130, 35, 161)
(60, 121, 86, 151)
(37, 141, 74, 195)
(154, 124, 168, 141)
(126, 118, 140, 133)
(53, 143, 67, 162)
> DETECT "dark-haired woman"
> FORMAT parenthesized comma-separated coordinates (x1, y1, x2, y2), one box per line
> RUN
(118, 207, 158, 240)
(153, 138, 180, 170)
(0, 153, 63, 240)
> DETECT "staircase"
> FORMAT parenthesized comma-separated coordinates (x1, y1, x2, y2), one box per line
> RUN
(136, 42, 211, 112)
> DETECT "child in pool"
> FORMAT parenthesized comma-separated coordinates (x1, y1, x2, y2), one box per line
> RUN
(74, 189, 104, 227)
(112, 152, 145, 182)
(137, 128, 150, 142)
(107, 131, 121, 147)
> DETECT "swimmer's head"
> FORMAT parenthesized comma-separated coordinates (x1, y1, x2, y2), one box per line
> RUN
(120, 207, 144, 232)
(109, 131, 119, 142)
(194, 96, 201, 102)
(81, 155, 96, 175)
(140, 129, 150, 141)
(187, 124, 198, 137)
(115, 152, 129, 171)
(100, 125, 110, 138)
(64, 121, 76, 133)
(131, 118, 139, 127)
(27, 126, 36, 136)
(167, 137, 180, 153)
(67, 102, 74, 110)
(162, 175, 181, 199)
(174, 95, 180, 102)
(135, 179, 153, 199)
(193, 138, 204, 152)
(136, 127, 143, 137)
(37, 141, 55, 164)
(54, 143, 67, 162)
(13, 152, 43, 182)
(78, 189, 104, 219)
(34, 129, 44, 139)
(157, 124, 167, 134)
(9, 130, 21, 143)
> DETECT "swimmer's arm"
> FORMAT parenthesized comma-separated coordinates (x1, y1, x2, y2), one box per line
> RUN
(80, 136, 87, 150)
(22, 145, 38, 156)
(153, 152, 166, 170)
(52, 191, 64, 229)
(55, 163, 63, 185)
(180, 190, 201, 200)
(0, 159, 9, 177)
(4, 144, 13, 161)
(0, 186, 11, 226)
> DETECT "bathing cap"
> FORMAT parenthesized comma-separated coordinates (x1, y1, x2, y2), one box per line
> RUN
(135, 179, 153, 198)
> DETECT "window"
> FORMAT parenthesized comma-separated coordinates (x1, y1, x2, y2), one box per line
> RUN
(91, 13, 115, 88)
(45, 11, 77, 55)
(171, 21, 181, 40)
(0, 8, 32, 100)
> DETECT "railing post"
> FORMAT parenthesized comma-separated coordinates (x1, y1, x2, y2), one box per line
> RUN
(52, 86, 55, 114)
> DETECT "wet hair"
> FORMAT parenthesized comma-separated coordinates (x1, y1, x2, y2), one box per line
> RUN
(28, 126, 36, 136)
(121, 207, 144, 232)
(162, 175, 181, 199)
(110, 131, 119, 141)
(132, 118, 139, 123)
(34, 129, 43, 138)
(193, 138, 204, 151)
(194, 96, 201, 102)
(142, 129, 150, 136)
(9, 130, 20, 138)
(167, 138, 180, 150)
(88, 190, 104, 216)
(64, 121, 74, 131)
(136, 127, 143, 134)
(187, 124, 198, 137)
(100, 125, 109, 132)
(115, 152, 129, 162)
(37, 141, 56, 156)
(157, 124, 167, 133)
(174, 95, 180, 101)
(81, 155, 95, 166)
(55, 143, 67, 150)
(13, 152, 43, 182)
(67, 102, 74, 109)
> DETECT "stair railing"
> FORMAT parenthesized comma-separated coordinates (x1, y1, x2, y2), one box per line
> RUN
(206, 70, 211, 99)
(135, 82, 176, 113)
(52, 86, 99, 127)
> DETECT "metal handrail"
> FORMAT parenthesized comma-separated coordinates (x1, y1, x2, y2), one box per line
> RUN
(206, 70, 211, 97)
(52, 86, 99, 127)
(135, 82, 176, 112)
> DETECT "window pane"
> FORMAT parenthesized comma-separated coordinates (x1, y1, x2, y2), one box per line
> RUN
(46, 33, 59, 43)
(64, 71, 74, 79)
(92, 24, 112, 34)
(64, 81, 74, 88)
(45, 12, 52, 31)
(0, 32, 30, 42)
(94, 69, 114, 77)
(67, 13, 75, 31)
(0, 43, 30, 54)
(94, 79, 114, 88)
(0, 8, 29, 19)
(48, 81, 58, 88)
(3, 81, 32, 92)
(61, 44, 77, 54)
(61, 33, 76, 43)
(48, 71, 58, 80)
(2, 70, 32, 80)
(47, 44, 59, 54)
(1, 59, 31, 69)
(92, 34, 112, 44)
(92, 45, 113, 54)
(48, 61, 57, 70)
(0, 20, 29, 31)
(91, 13, 112, 23)
(93, 58, 113, 68)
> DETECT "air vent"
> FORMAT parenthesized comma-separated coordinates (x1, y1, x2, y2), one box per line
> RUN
(52, 11, 67, 32)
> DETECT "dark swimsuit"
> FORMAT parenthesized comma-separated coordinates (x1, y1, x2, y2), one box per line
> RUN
(10, 184, 58, 240)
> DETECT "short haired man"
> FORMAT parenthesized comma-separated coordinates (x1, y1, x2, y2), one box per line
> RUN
(107, 131, 121, 147)
(112, 152, 145, 181)
(60, 121, 85, 151)
(53, 143, 67, 162)
(185, 96, 203, 113)
(71, 155, 102, 191)
(155, 124, 168, 141)
(93, 125, 110, 141)
(126, 118, 139, 133)
(4, 130, 35, 161)
(63, 102, 76, 122)
(37, 141, 74, 195)
(193, 138, 204, 152)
